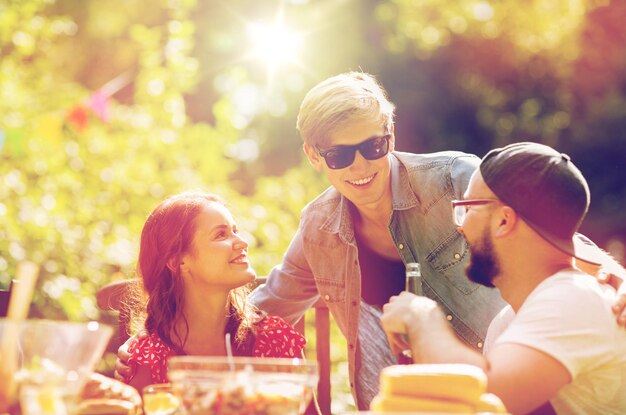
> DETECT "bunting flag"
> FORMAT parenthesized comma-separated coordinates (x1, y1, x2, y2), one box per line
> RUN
(66, 104, 90, 132)
(3, 128, 26, 157)
(87, 91, 110, 122)
(0, 70, 132, 155)
(65, 71, 133, 130)
(34, 114, 64, 143)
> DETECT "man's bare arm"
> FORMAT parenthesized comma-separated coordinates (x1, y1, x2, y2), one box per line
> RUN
(381, 292, 570, 414)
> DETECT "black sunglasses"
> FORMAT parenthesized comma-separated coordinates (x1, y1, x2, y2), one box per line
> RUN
(315, 134, 391, 170)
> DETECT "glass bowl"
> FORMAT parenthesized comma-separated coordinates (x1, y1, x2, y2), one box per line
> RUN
(0, 318, 112, 414)
(168, 356, 318, 415)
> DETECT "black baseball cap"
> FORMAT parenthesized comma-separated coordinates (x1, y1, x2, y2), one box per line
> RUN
(480, 142, 600, 265)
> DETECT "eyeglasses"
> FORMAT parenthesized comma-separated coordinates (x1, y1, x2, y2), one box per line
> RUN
(315, 134, 391, 170)
(451, 199, 500, 227)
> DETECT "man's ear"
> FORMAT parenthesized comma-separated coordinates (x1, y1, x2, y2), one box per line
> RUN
(495, 206, 517, 238)
(303, 143, 324, 172)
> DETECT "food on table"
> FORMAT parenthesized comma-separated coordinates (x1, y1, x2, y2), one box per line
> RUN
(79, 373, 142, 415)
(476, 393, 508, 413)
(76, 399, 138, 415)
(170, 370, 309, 415)
(371, 394, 474, 413)
(370, 363, 507, 413)
(143, 390, 180, 415)
(380, 363, 487, 403)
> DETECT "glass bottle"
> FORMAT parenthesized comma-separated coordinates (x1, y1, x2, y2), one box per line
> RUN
(405, 262, 422, 295)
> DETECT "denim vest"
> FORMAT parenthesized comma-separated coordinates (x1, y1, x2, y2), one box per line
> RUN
(250, 151, 506, 407)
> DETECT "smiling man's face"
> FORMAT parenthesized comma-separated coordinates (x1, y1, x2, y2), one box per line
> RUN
(304, 117, 394, 211)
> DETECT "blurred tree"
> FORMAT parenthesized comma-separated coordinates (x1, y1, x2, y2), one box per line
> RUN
(0, 0, 327, 321)
(374, 0, 626, 248)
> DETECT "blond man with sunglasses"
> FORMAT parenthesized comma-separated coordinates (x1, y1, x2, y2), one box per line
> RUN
(250, 72, 506, 409)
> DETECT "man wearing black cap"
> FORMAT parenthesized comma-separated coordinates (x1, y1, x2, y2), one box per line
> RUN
(381, 142, 626, 414)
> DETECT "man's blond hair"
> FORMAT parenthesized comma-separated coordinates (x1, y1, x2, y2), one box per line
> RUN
(296, 72, 396, 146)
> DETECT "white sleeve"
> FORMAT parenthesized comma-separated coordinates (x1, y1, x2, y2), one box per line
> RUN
(483, 305, 514, 355)
(495, 278, 615, 379)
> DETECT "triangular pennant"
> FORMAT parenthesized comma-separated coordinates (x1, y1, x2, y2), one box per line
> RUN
(4, 128, 26, 157)
(66, 104, 90, 132)
(88, 91, 110, 122)
(34, 114, 64, 143)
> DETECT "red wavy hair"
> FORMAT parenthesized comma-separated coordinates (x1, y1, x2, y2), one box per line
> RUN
(137, 191, 256, 349)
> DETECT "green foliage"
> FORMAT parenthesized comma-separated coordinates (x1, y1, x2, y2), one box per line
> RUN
(0, 0, 327, 322)
(375, 0, 626, 245)
(2, 0, 625, 411)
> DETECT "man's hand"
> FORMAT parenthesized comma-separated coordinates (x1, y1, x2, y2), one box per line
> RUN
(597, 272, 626, 328)
(113, 330, 147, 382)
(614, 293, 626, 327)
(381, 292, 440, 355)
(382, 292, 486, 367)
(613, 285, 626, 327)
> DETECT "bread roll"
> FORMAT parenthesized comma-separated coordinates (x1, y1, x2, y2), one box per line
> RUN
(371, 394, 474, 413)
(475, 393, 507, 413)
(380, 364, 487, 404)
(79, 373, 141, 415)
(76, 399, 136, 415)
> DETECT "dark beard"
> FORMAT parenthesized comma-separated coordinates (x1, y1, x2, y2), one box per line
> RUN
(466, 229, 499, 288)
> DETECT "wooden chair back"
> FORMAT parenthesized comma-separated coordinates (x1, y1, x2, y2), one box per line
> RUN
(96, 277, 332, 415)
(0, 280, 16, 317)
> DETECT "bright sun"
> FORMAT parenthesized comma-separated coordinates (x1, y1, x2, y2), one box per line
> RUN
(246, 21, 302, 73)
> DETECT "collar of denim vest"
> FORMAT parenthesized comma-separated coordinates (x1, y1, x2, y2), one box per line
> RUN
(319, 152, 420, 243)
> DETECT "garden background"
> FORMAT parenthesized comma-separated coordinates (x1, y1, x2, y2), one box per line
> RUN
(2, 0, 625, 412)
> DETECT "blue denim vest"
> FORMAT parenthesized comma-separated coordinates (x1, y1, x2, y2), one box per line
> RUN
(250, 151, 506, 407)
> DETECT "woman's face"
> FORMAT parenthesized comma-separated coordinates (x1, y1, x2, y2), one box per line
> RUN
(180, 202, 256, 290)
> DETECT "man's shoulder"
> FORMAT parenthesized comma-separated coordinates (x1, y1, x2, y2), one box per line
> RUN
(393, 150, 480, 169)
(393, 151, 480, 190)
(392, 151, 479, 199)
(524, 270, 617, 317)
(538, 270, 610, 296)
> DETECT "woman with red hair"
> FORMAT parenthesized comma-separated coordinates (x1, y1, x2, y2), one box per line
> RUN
(125, 191, 305, 390)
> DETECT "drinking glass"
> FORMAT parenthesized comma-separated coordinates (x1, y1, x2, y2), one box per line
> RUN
(142, 383, 181, 415)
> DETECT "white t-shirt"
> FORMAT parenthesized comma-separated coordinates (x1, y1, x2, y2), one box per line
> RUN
(483, 304, 515, 355)
(494, 269, 626, 414)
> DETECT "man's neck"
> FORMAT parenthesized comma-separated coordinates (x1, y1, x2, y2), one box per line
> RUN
(498, 261, 574, 312)
(353, 202, 392, 228)
(350, 183, 394, 228)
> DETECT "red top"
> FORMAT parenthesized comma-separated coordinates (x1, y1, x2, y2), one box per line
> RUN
(127, 315, 306, 384)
